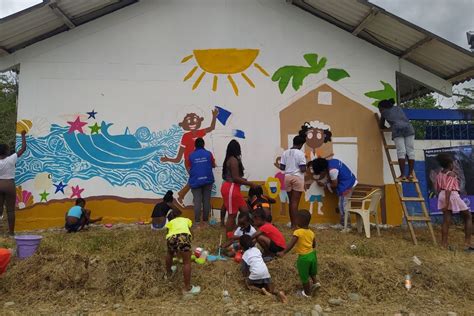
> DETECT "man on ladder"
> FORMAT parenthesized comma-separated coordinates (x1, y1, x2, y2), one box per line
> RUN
(377, 98, 437, 245)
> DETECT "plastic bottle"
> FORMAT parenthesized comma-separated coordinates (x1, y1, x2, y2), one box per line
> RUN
(404, 274, 412, 290)
(200, 250, 209, 261)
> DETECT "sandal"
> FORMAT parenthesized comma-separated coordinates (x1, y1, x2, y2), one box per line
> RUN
(183, 285, 201, 295)
(395, 176, 407, 182)
(407, 174, 417, 182)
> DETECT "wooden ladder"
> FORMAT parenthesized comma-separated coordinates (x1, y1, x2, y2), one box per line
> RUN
(375, 114, 437, 246)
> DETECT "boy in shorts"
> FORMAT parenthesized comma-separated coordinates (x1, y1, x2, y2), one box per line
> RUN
(165, 209, 200, 295)
(240, 234, 287, 303)
(278, 210, 319, 297)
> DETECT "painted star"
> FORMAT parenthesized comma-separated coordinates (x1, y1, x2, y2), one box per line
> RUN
(70, 185, 84, 199)
(87, 109, 98, 119)
(53, 181, 67, 194)
(39, 190, 50, 202)
(67, 116, 88, 134)
(89, 123, 101, 135)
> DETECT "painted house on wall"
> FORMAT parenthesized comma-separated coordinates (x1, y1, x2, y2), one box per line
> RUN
(0, 0, 473, 230)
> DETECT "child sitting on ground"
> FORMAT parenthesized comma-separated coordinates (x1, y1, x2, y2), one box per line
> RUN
(65, 198, 102, 233)
(252, 207, 286, 260)
(278, 210, 319, 297)
(164, 209, 200, 295)
(247, 185, 275, 222)
(239, 234, 287, 303)
(151, 190, 180, 230)
(435, 153, 473, 251)
(221, 212, 256, 255)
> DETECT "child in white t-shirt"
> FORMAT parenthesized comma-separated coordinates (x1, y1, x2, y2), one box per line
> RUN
(239, 234, 287, 303)
(221, 212, 256, 255)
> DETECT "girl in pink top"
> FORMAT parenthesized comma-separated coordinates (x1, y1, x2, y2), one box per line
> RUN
(435, 154, 472, 251)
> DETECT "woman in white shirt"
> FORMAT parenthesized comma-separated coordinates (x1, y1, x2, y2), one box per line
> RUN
(0, 131, 27, 236)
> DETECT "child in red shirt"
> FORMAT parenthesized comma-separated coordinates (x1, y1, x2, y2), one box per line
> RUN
(252, 207, 286, 259)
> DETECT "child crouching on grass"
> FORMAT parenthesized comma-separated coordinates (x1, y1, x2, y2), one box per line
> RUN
(278, 210, 319, 297)
(165, 209, 201, 295)
(65, 198, 102, 233)
(252, 207, 286, 260)
(240, 234, 287, 303)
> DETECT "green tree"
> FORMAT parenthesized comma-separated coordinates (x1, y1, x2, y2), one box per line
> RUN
(454, 87, 474, 109)
(401, 94, 441, 139)
(0, 71, 18, 150)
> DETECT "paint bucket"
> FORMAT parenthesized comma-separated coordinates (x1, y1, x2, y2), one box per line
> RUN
(216, 106, 232, 125)
(14, 235, 42, 259)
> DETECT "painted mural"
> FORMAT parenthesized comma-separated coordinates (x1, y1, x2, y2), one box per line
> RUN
(182, 49, 269, 96)
(272, 53, 350, 93)
(364, 80, 397, 106)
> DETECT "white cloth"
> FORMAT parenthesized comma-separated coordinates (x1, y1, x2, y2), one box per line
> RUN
(281, 148, 306, 178)
(0, 154, 17, 180)
(234, 225, 257, 237)
(242, 247, 271, 280)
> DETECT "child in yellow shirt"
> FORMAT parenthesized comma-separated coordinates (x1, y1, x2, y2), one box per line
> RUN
(278, 210, 318, 297)
(165, 209, 200, 295)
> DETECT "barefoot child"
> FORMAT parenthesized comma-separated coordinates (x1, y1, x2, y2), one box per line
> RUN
(278, 210, 319, 297)
(151, 190, 180, 230)
(239, 234, 287, 303)
(252, 207, 286, 259)
(65, 198, 102, 233)
(435, 153, 473, 251)
(165, 209, 201, 294)
(221, 212, 256, 255)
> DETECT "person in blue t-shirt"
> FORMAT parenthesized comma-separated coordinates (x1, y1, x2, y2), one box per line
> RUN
(65, 198, 102, 233)
(188, 138, 216, 226)
(311, 158, 357, 231)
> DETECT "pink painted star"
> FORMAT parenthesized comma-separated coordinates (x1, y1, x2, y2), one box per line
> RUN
(67, 116, 88, 134)
(70, 185, 84, 199)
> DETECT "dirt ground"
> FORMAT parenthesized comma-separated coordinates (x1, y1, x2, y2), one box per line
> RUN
(0, 222, 473, 315)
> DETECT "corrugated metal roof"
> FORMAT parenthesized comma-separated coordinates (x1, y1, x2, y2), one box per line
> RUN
(0, 0, 137, 57)
(295, 0, 474, 85)
(0, 0, 472, 85)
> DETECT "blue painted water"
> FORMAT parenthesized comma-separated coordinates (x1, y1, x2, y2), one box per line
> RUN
(16, 123, 188, 196)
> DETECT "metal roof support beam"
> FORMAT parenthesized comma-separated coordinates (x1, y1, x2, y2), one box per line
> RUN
(48, 0, 75, 29)
(352, 8, 379, 36)
(0, 47, 10, 55)
(401, 37, 432, 59)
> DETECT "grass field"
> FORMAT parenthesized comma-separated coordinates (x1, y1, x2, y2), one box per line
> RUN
(0, 223, 473, 315)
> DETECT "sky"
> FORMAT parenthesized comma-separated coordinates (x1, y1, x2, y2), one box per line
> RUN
(0, 0, 472, 105)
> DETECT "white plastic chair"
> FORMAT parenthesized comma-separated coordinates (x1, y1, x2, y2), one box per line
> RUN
(346, 189, 383, 238)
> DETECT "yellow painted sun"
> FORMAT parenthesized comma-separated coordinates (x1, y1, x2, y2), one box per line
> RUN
(181, 49, 269, 96)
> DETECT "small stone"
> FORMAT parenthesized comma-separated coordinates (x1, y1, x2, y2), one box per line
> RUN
(447, 313, 457, 316)
(113, 303, 121, 309)
(222, 296, 232, 304)
(328, 298, 343, 306)
(433, 299, 441, 304)
(294, 313, 303, 316)
(324, 308, 332, 312)
(409, 313, 416, 316)
(311, 310, 321, 316)
(394, 314, 402, 316)
(314, 305, 323, 313)
(4, 302, 15, 307)
(348, 293, 360, 301)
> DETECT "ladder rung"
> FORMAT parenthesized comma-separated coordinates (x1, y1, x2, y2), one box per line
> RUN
(401, 197, 425, 202)
(395, 178, 419, 183)
(389, 161, 399, 165)
(385, 144, 396, 149)
(406, 216, 431, 221)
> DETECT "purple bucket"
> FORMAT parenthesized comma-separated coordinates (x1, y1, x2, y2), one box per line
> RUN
(14, 235, 42, 259)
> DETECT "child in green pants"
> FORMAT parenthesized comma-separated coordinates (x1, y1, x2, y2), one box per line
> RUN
(278, 209, 319, 297)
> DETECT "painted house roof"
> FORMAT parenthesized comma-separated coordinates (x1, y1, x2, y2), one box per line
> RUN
(0, 0, 472, 85)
